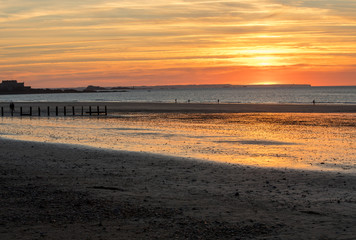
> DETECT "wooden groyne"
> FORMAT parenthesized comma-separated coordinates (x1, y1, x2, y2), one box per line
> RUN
(1, 105, 107, 117)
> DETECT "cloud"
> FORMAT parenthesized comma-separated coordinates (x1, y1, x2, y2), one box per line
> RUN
(0, 0, 355, 86)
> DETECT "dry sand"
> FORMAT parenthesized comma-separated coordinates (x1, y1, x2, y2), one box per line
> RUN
(1, 138, 355, 239)
(0, 102, 356, 116)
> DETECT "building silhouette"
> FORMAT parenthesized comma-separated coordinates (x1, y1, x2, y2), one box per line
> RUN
(0, 80, 31, 92)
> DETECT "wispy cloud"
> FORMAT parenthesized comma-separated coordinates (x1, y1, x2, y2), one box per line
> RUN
(0, 0, 355, 86)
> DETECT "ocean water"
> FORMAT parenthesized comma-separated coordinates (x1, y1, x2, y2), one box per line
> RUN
(1, 113, 355, 173)
(0, 86, 355, 104)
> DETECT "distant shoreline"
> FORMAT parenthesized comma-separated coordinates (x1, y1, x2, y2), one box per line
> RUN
(1, 84, 355, 95)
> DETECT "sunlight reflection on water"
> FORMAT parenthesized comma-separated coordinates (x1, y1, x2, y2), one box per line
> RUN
(0, 113, 355, 173)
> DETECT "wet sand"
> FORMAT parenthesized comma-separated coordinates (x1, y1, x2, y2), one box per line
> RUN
(0, 102, 356, 115)
(1, 138, 355, 239)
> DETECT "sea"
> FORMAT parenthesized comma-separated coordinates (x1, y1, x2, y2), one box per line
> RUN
(0, 86, 355, 104)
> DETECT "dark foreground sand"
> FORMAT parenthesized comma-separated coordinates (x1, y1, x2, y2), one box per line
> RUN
(1, 138, 355, 239)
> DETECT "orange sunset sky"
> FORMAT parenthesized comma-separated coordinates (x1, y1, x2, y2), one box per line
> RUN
(1, 0, 356, 88)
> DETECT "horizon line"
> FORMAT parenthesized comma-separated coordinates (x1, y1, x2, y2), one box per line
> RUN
(48, 84, 356, 89)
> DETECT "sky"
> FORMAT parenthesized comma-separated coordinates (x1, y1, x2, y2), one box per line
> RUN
(1, 0, 356, 88)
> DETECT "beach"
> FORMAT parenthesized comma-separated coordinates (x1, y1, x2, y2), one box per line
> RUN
(1, 102, 356, 239)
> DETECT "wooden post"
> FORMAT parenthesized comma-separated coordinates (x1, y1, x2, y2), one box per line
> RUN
(64, 106, 66, 116)
(1, 107, 3, 117)
(47, 106, 50, 116)
(97, 106, 100, 116)
(105, 106, 107, 116)
(81, 106, 84, 116)
(38, 107, 41, 116)
(30, 107, 32, 116)
(20, 107, 23, 116)
(72, 106, 75, 116)
(89, 106, 92, 116)
(56, 106, 58, 116)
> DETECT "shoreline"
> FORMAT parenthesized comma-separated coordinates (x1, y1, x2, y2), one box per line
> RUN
(1, 138, 355, 239)
(0, 102, 356, 114)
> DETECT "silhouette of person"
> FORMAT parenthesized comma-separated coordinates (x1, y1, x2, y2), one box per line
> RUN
(312, 100, 315, 105)
(9, 102, 14, 116)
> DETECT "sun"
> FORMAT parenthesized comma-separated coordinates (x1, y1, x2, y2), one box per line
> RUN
(253, 81, 280, 85)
